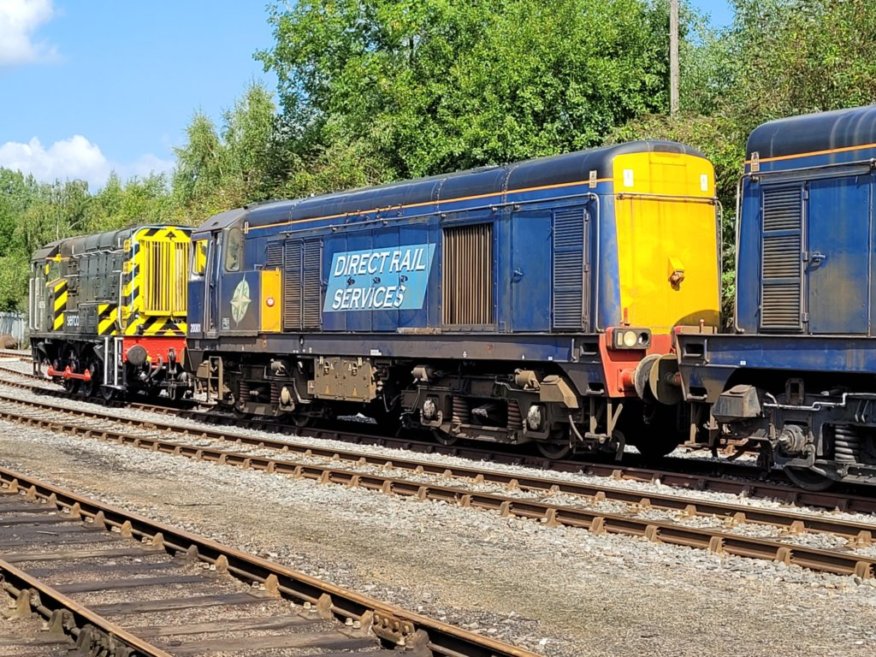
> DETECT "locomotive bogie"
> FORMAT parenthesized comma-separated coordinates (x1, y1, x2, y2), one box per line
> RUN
(709, 378, 876, 487)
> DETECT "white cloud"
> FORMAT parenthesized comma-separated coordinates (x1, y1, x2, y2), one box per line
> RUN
(0, 135, 175, 189)
(0, 0, 57, 66)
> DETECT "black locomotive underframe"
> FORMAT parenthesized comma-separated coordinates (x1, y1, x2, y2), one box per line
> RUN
(188, 343, 678, 458)
(30, 335, 188, 398)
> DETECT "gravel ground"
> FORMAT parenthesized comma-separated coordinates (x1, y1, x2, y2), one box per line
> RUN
(1, 361, 873, 526)
(2, 418, 876, 657)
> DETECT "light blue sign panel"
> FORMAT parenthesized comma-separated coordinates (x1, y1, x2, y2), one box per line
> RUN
(324, 243, 436, 312)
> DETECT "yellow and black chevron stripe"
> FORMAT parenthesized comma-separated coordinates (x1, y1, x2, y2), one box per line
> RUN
(139, 226, 189, 241)
(126, 315, 187, 337)
(97, 303, 119, 336)
(52, 280, 68, 331)
(121, 237, 139, 328)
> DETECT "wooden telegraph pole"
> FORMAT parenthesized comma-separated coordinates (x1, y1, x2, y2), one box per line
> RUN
(670, 0, 680, 116)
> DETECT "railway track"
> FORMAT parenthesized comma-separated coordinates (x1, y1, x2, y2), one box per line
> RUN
(1, 364, 873, 515)
(0, 350, 29, 360)
(0, 465, 536, 657)
(0, 388, 874, 580)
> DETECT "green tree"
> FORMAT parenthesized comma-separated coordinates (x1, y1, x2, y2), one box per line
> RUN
(90, 172, 174, 232)
(223, 82, 278, 203)
(172, 82, 279, 218)
(0, 169, 39, 255)
(172, 112, 225, 217)
(724, 0, 876, 134)
(258, 0, 676, 183)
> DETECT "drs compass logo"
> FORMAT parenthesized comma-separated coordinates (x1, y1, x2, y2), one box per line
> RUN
(324, 243, 436, 312)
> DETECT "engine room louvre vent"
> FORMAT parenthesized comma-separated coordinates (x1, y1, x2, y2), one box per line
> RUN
(762, 186, 803, 231)
(552, 208, 587, 330)
(265, 242, 283, 269)
(443, 223, 493, 326)
(302, 241, 322, 329)
(283, 241, 302, 330)
(760, 185, 803, 331)
(282, 240, 322, 331)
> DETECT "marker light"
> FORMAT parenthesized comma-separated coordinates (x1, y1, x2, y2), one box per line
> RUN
(611, 328, 652, 350)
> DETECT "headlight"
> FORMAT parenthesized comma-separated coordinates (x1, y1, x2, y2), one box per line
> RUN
(611, 328, 651, 350)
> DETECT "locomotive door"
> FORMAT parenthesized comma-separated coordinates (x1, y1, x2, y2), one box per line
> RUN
(204, 230, 223, 337)
(805, 176, 870, 334)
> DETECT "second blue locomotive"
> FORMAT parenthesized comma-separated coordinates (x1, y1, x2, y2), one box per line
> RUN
(676, 105, 876, 489)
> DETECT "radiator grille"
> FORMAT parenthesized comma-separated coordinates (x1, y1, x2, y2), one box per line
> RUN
(552, 208, 587, 329)
(282, 240, 322, 330)
(443, 223, 493, 325)
(762, 236, 801, 278)
(142, 239, 189, 316)
(760, 186, 803, 331)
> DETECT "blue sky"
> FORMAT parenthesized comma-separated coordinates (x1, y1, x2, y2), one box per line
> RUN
(0, 0, 733, 189)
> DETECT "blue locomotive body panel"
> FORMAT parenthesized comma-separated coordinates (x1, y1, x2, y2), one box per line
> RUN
(195, 199, 597, 359)
(735, 106, 876, 339)
(189, 140, 713, 357)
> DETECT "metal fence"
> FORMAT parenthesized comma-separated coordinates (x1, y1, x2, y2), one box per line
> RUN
(0, 312, 26, 346)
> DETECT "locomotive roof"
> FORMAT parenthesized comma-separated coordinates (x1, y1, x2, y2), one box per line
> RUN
(30, 224, 180, 262)
(30, 227, 132, 262)
(199, 140, 703, 233)
(747, 105, 876, 161)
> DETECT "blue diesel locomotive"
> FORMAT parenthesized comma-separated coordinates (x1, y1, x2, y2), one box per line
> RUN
(184, 141, 720, 459)
(676, 105, 876, 489)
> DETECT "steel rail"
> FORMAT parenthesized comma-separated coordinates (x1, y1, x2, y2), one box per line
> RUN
(0, 350, 30, 360)
(0, 466, 539, 657)
(2, 367, 875, 516)
(0, 396, 873, 579)
(0, 556, 172, 657)
(0, 389, 874, 541)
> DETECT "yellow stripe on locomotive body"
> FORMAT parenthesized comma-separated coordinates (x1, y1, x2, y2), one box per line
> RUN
(52, 279, 68, 331)
(97, 303, 119, 336)
(611, 151, 720, 334)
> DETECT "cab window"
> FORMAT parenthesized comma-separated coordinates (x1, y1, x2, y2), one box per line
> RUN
(192, 239, 208, 278)
(44, 259, 60, 283)
(224, 227, 244, 272)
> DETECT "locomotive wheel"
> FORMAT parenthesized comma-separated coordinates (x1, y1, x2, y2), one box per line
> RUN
(536, 440, 571, 460)
(432, 429, 458, 446)
(61, 349, 80, 395)
(633, 434, 681, 460)
(536, 442, 571, 460)
(170, 381, 190, 402)
(100, 386, 117, 402)
(81, 361, 100, 398)
(784, 466, 835, 492)
(289, 412, 312, 428)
